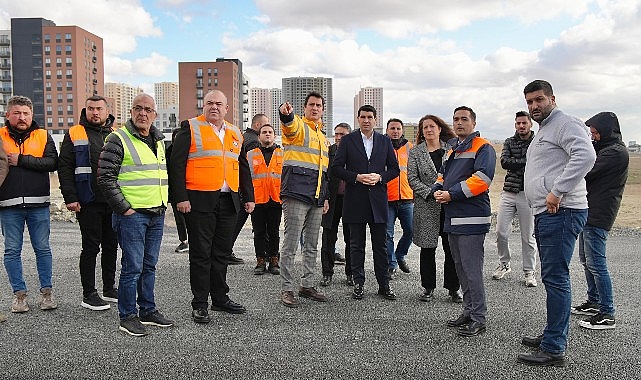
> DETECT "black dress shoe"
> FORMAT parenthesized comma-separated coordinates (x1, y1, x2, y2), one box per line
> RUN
(449, 289, 463, 303)
(227, 254, 245, 265)
(457, 321, 486, 337)
(419, 289, 434, 302)
(352, 284, 364, 300)
(320, 275, 332, 287)
(377, 287, 397, 300)
(397, 260, 411, 273)
(345, 275, 355, 286)
(211, 299, 247, 314)
(192, 309, 211, 324)
(517, 349, 566, 367)
(447, 314, 471, 327)
(521, 334, 544, 348)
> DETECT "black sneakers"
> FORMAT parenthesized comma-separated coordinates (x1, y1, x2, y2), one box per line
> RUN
(578, 313, 616, 330)
(81, 291, 110, 311)
(102, 288, 118, 303)
(140, 310, 175, 327)
(571, 301, 599, 316)
(175, 241, 189, 253)
(119, 316, 148, 337)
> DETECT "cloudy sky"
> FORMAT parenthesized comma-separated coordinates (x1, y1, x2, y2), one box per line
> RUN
(1, 0, 640, 143)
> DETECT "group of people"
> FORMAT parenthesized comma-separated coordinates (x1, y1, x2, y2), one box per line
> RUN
(0, 79, 628, 368)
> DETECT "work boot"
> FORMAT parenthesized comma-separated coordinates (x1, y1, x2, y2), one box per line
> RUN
(268, 256, 280, 275)
(39, 288, 58, 311)
(254, 257, 267, 275)
(11, 291, 29, 313)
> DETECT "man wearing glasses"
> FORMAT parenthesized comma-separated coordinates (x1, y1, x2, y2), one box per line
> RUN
(98, 93, 174, 336)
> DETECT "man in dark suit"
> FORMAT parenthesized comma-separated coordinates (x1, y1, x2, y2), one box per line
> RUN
(169, 90, 255, 324)
(332, 105, 400, 300)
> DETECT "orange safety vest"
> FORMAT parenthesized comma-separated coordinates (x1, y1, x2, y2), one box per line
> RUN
(185, 115, 242, 192)
(247, 147, 283, 204)
(387, 142, 413, 201)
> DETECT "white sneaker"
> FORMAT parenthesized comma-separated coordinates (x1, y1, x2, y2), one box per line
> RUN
(524, 272, 538, 287)
(492, 264, 511, 280)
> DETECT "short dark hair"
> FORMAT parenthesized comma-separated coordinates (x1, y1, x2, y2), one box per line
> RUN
(454, 105, 476, 122)
(258, 124, 274, 134)
(416, 114, 456, 144)
(252, 113, 267, 125)
(7, 95, 33, 112)
(357, 105, 377, 118)
(386, 118, 403, 127)
(515, 110, 531, 121)
(523, 80, 554, 97)
(86, 95, 107, 104)
(304, 91, 324, 108)
(334, 122, 351, 132)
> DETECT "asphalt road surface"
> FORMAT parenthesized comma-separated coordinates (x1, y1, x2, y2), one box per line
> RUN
(0, 216, 639, 379)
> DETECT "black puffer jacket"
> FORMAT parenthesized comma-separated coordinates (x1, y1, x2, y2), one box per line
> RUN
(58, 108, 115, 205)
(500, 131, 534, 193)
(584, 112, 629, 231)
(97, 120, 166, 215)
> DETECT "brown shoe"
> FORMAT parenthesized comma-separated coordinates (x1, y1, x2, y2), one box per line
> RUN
(39, 288, 58, 310)
(268, 256, 280, 275)
(298, 287, 328, 302)
(254, 257, 267, 275)
(281, 291, 299, 308)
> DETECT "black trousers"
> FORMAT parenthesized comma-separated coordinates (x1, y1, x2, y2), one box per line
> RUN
(185, 194, 235, 309)
(348, 222, 389, 289)
(320, 195, 351, 277)
(250, 204, 281, 258)
(171, 202, 188, 242)
(77, 202, 118, 295)
(419, 232, 460, 291)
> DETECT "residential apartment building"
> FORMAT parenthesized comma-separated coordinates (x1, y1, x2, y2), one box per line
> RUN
(250, 87, 282, 135)
(7, 18, 104, 134)
(105, 82, 143, 126)
(282, 77, 333, 133)
(354, 87, 383, 133)
(0, 30, 11, 125)
(178, 58, 245, 128)
(154, 81, 178, 110)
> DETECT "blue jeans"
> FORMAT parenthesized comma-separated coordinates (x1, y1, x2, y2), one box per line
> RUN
(535, 208, 587, 354)
(113, 211, 164, 319)
(386, 202, 414, 269)
(578, 224, 614, 315)
(1, 206, 53, 292)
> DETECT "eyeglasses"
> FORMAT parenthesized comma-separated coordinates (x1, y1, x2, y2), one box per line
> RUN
(132, 105, 156, 114)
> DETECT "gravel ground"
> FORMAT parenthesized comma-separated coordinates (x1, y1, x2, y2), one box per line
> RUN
(0, 213, 640, 379)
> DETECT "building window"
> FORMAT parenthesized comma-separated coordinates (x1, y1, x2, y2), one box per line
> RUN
(56, 58, 62, 67)
(56, 45, 62, 55)
(46, 94, 52, 103)
(196, 68, 203, 77)
(45, 70, 51, 79)
(65, 33, 72, 41)
(214, 68, 218, 75)
(65, 45, 72, 55)
(44, 46, 50, 55)
(197, 99, 203, 108)
(57, 94, 63, 103)
(66, 69, 72, 78)
(55, 34, 61, 42)
(57, 117, 64, 125)
(67, 117, 74, 125)
(46, 106, 52, 115)
(66, 57, 72, 66)
(66, 81, 72, 90)
(57, 105, 63, 115)
(45, 82, 51, 90)
(67, 105, 73, 114)
(67, 93, 73, 101)
(214, 79, 218, 86)
(56, 69, 62, 79)
(44, 34, 50, 42)
(47, 117, 53, 127)
(207, 68, 212, 76)
(45, 58, 51, 67)
(56, 81, 62, 91)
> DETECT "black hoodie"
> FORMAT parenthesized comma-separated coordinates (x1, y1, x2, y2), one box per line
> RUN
(584, 112, 629, 230)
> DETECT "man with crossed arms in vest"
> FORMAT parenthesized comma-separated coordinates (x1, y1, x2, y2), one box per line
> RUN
(169, 90, 255, 324)
(59, 95, 119, 311)
(278, 91, 330, 308)
(98, 93, 174, 336)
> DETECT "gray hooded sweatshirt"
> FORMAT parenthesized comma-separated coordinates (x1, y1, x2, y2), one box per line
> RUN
(524, 107, 596, 215)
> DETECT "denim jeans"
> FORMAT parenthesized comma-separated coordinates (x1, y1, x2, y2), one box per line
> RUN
(113, 211, 164, 319)
(535, 208, 587, 354)
(1, 206, 53, 293)
(578, 224, 614, 315)
(386, 202, 414, 269)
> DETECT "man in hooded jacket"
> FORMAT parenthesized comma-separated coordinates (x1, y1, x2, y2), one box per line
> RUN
(572, 112, 628, 331)
(59, 95, 118, 311)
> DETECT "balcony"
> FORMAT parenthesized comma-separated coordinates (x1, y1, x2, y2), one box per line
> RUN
(0, 62, 10, 70)
(0, 37, 10, 46)
(0, 87, 12, 94)
(0, 74, 10, 81)
(0, 50, 10, 58)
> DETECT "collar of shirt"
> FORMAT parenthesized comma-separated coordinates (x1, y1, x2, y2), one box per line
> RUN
(360, 131, 374, 159)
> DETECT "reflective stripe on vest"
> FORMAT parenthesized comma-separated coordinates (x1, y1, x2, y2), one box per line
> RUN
(282, 117, 329, 198)
(387, 142, 413, 201)
(114, 128, 168, 208)
(0, 196, 50, 207)
(247, 147, 283, 204)
(186, 116, 242, 192)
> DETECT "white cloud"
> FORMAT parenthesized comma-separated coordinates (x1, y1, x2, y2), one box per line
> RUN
(105, 52, 174, 81)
